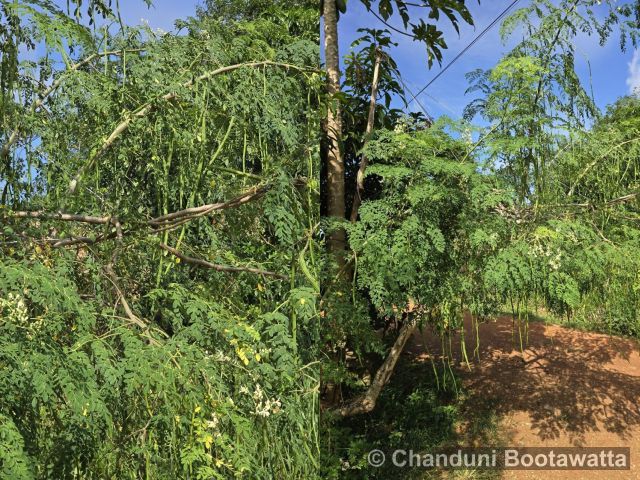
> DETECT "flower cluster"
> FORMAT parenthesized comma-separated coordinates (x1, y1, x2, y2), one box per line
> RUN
(0, 293, 29, 325)
(529, 243, 562, 271)
(250, 384, 282, 417)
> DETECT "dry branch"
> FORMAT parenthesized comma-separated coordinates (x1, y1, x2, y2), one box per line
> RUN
(10, 211, 112, 224)
(149, 185, 268, 226)
(4, 184, 271, 249)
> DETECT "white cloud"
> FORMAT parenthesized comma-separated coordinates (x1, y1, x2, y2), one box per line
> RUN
(626, 50, 640, 95)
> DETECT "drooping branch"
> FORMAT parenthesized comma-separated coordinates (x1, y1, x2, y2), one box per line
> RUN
(0, 49, 144, 161)
(4, 184, 270, 246)
(158, 243, 288, 279)
(5, 178, 308, 253)
(10, 211, 113, 224)
(148, 185, 269, 227)
(68, 61, 316, 193)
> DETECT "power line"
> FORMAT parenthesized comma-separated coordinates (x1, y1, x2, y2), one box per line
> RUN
(408, 0, 522, 103)
(395, 71, 434, 122)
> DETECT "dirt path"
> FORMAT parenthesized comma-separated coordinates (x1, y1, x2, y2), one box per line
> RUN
(408, 315, 640, 480)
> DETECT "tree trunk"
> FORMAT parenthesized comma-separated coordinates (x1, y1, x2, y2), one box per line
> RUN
(350, 48, 382, 223)
(323, 0, 346, 260)
(339, 317, 417, 416)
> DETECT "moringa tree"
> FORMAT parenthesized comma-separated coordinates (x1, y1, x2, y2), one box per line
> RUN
(0, 1, 322, 478)
(320, 0, 480, 417)
(321, 0, 478, 260)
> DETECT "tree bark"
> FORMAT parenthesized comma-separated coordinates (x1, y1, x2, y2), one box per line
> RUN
(339, 317, 417, 416)
(323, 0, 346, 260)
(350, 48, 382, 223)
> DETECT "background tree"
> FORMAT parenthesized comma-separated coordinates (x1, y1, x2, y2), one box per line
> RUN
(321, 0, 478, 259)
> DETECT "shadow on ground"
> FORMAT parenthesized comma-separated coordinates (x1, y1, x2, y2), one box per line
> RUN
(410, 315, 640, 447)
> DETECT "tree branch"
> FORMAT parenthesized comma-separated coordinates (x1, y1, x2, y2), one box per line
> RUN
(3, 183, 272, 248)
(68, 61, 316, 193)
(148, 185, 268, 227)
(0, 49, 144, 161)
(350, 48, 383, 223)
(338, 317, 418, 416)
(10, 211, 112, 224)
(158, 243, 288, 279)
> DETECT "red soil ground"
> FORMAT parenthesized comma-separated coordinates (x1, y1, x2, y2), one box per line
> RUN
(409, 315, 640, 480)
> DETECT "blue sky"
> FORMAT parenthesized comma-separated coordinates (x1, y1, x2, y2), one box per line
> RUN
(54, 0, 640, 120)
(337, 1, 639, 119)
(108, 0, 200, 32)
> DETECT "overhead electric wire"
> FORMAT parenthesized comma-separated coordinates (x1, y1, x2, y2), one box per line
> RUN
(408, 0, 522, 103)
(395, 71, 434, 122)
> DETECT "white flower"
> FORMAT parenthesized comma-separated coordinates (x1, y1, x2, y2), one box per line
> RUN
(206, 414, 219, 430)
(253, 384, 264, 401)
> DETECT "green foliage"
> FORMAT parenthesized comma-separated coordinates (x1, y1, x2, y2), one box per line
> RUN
(0, 1, 321, 478)
(0, 258, 319, 478)
(345, 120, 505, 322)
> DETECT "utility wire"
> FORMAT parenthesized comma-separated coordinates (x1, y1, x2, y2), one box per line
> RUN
(408, 0, 522, 103)
(395, 71, 434, 122)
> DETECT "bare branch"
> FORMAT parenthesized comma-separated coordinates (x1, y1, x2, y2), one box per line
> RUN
(4, 183, 273, 249)
(10, 211, 112, 224)
(149, 185, 268, 227)
(158, 243, 288, 279)
(338, 317, 418, 416)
